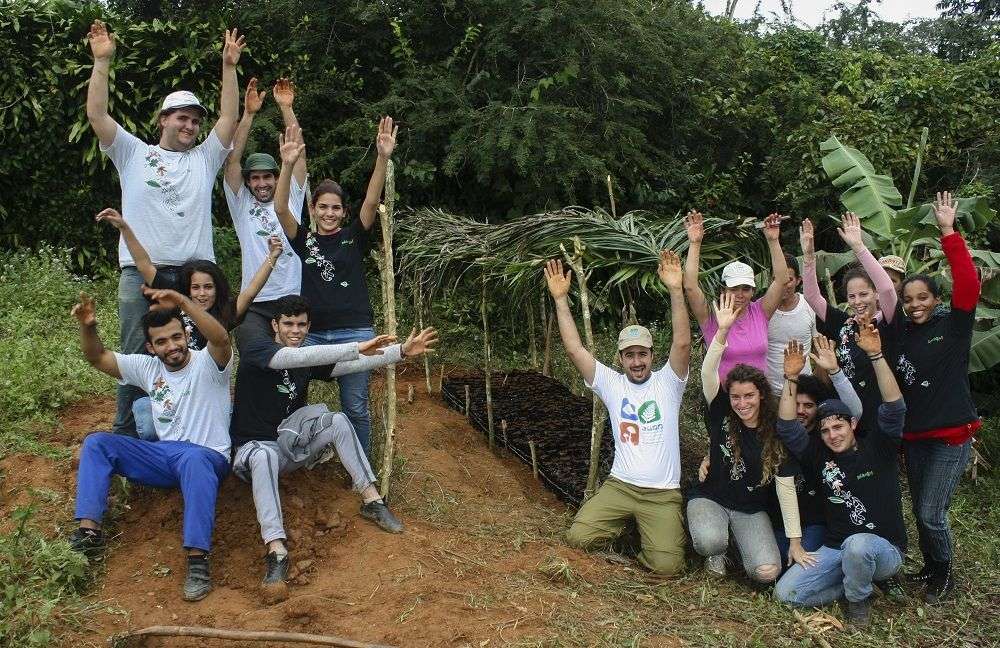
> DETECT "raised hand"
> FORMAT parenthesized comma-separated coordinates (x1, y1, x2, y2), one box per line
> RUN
(657, 250, 683, 290)
(402, 326, 439, 357)
(684, 210, 704, 244)
(222, 28, 246, 67)
(933, 190, 957, 234)
(799, 218, 815, 258)
(272, 78, 295, 108)
(278, 125, 305, 165)
(244, 77, 266, 114)
(783, 339, 806, 377)
(808, 335, 840, 373)
(762, 212, 783, 242)
(855, 312, 882, 356)
(358, 334, 397, 356)
(714, 291, 739, 330)
(88, 19, 115, 61)
(267, 235, 283, 259)
(544, 259, 572, 300)
(71, 292, 97, 326)
(376, 116, 398, 159)
(837, 212, 865, 249)
(142, 286, 186, 312)
(95, 207, 126, 230)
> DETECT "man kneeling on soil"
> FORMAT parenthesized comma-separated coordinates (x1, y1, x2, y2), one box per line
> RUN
(773, 318, 907, 628)
(69, 289, 233, 602)
(544, 252, 691, 575)
(230, 295, 437, 599)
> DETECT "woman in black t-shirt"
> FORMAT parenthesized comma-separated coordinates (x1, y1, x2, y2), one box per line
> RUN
(687, 294, 786, 584)
(273, 119, 398, 455)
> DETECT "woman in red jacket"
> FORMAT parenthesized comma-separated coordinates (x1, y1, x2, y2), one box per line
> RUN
(896, 191, 981, 604)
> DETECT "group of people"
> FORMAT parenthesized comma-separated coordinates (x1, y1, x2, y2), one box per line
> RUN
(69, 21, 436, 603)
(68, 19, 980, 625)
(552, 195, 980, 627)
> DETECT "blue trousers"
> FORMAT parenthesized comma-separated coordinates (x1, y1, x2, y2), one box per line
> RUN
(74, 432, 229, 551)
(305, 327, 375, 455)
(775, 523, 826, 570)
(113, 267, 149, 436)
(905, 439, 972, 564)
(775, 533, 902, 605)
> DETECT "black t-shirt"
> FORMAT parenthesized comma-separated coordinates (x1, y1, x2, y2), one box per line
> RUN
(897, 306, 979, 433)
(768, 453, 826, 533)
(290, 221, 374, 330)
(690, 393, 772, 514)
(229, 314, 333, 446)
(817, 302, 904, 435)
(777, 399, 907, 550)
(150, 270, 206, 351)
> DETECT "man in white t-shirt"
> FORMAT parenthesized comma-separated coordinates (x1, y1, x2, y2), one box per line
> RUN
(68, 288, 233, 603)
(544, 252, 691, 574)
(223, 78, 308, 321)
(85, 20, 244, 436)
(765, 253, 816, 392)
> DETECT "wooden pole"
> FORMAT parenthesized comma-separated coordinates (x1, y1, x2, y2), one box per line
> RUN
(561, 236, 604, 500)
(606, 174, 617, 219)
(527, 301, 538, 369)
(501, 419, 508, 448)
(529, 440, 539, 479)
(541, 286, 553, 377)
(115, 625, 397, 648)
(407, 383, 414, 404)
(481, 277, 495, 448)
(792, 611, 835, 648)
(415, 278, 432, 394)
(464, 384, 470, 416)
(377, 160, 398, 500)
(438, 365, 445, 394)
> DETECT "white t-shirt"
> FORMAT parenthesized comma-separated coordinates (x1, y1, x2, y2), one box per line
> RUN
(766, 293, 816, 392)
(223, 179, 304, 302)
(586, 360, 687, 489)
(102, 125, 231, 268)
(115, 348, 233, 456)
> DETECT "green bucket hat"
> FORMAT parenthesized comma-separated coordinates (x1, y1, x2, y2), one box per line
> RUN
(242, 152, 279, 176)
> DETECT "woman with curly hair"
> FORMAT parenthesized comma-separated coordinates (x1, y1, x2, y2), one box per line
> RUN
(687, 292, 789, 584)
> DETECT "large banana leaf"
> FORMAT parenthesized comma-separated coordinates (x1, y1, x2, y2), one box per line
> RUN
(970, 325, 1000, 373)
(820, 135, 902, 242)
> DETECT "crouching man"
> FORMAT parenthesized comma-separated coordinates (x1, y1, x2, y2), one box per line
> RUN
(230, 295, 437, 599)
(69, 289, 233, 602)
(774, 316, 906, 628)
(545, 252, 691, 575)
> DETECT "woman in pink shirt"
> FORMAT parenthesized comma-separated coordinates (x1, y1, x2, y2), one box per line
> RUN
(683, 211, 789, 383)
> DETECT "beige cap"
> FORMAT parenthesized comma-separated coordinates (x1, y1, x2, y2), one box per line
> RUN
(721, 261, 756, 288)
(617, 325, 653, 350)
(879, 255, 906, 275)
(159, 90, 207, 116)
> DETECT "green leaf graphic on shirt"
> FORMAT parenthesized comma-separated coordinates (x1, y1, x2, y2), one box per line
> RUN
(157, 417, 172, 424)
(146, 180, 161, 187)
(304, 257, 316, 264)
(256, 230, 269, 237)
(828, 496, 846, 504)
(277, 384, 290, 394)
(638, 401, 661, 423)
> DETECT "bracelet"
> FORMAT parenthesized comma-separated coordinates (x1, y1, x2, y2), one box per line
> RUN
(867, 353, 883, 361)
(828, 368, 842, 376)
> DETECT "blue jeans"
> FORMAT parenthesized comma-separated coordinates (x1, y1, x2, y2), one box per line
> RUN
(905, 439, 972, 564)
(775, 533, 902, 605)
(775, 524, 826, 570)
(132, 397, 157, 441)
(305, 327, 376, 455)
(113, 267, 150, 436)
(74, 432, 229, 551)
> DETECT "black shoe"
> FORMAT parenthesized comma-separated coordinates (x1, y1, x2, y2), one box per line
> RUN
(263, 551, 289, 585)
(874, 574, 906, 601)
(360, 500, 404, 534)
(183, 555, 212, 602)
(845, 597, 871, 628)
(906, 562, 934, 584)
(925, 560, 955, 604)
(68, 527, 105, 559)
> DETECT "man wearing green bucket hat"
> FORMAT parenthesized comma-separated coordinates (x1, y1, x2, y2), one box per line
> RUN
(224, 78, 308, 322)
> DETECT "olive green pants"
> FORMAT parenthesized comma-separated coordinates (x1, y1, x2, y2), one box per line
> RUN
(566, 476, 685, 574)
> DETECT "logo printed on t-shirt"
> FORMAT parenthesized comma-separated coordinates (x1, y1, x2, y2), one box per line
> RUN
(143, 148, 184, 216)
(637, 400, 661, 424)
(620, 398, 638, 421)
(619, 421, 640, 445)
(150, 375, 176, 424)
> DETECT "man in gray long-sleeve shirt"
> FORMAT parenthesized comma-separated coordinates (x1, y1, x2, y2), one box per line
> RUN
(230, 294, 438, 601)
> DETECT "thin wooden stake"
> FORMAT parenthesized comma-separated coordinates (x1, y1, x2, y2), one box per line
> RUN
(438, 365, 445, 394)
(415, 278, 432, 394)
(540, 286, 552, 376)
(464, 384, 470, 416)
(115, 625, 396, 648)
(606, 174, 617, 218)
(481, 278, 495, 448)
(407, 383, 414, 404)
(501, 419, 508, 448)
(792, 610, 835, 648)
(528, 301, 538, 369)
(529, 440, 539, 479)
(377, 160, 398, 500)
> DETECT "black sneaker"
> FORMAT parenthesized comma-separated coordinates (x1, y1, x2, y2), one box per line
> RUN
(906, 562, 934, 584)
(924, 561, 955, 604)
(845, 597, 871, 629)
(263, 551, 289, 585)
(360, 500, 404, 534)
(183, 555, 212, 602)
(68, 527, 105, 559)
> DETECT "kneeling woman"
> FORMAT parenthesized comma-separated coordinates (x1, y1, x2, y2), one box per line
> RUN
(687, 293, 785, 584)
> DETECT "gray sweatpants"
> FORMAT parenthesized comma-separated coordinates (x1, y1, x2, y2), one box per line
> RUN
(687, 497, 782, 582)
(233, 412, 377, 544)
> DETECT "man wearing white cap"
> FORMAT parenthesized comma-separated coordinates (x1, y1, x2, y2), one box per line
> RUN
(86, 20, 245, 435)
(683, 210, 789, 383)
(544, 251, 691, 575)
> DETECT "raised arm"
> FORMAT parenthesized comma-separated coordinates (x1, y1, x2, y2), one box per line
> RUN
(838, 212, 898, 322)
(934, 191, 981, 311)
(776, 340, 810, 457)
(96, 208, 155, 284)
(225, 77, 265, 193)
(275, 125, 306, 240)
(759, 213, 790, 318)
(273, 78, 307, 186)
(800, 218, 828, 321)
(682, 210, 711, 326)
(144, 287, 231, 368)
(85, 20, 118, 147)
(701, 292, 738, 400)
(856, 313, 901, 405)
(544, 259, 595, 384)
(358, 117, 398, 231)
(328, 328, 438, 377)
(235, 236, 282, 319)
(72, 292, 121, 378)
(657, 250, 690, 379)
(212, 28, 245, 147)
(809, 335, 862, 418)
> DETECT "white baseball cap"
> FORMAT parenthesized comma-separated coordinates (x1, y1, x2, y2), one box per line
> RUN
(159, 90, 207, 116)
(617, 325, 654, 350)
(721, 261, 756, 288)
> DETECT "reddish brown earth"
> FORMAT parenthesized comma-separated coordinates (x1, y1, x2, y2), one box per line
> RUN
(2, 369, 678, 647)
